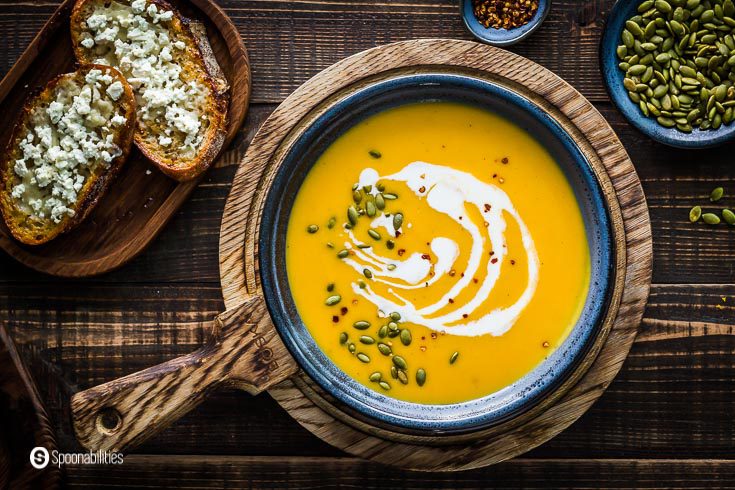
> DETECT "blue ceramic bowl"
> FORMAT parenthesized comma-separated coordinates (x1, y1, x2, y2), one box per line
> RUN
(460, 0, 551, 47)
(601, 0, 735, 148)
(259, 73, 614, 433)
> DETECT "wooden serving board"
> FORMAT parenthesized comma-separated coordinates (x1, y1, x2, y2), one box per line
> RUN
(70, 40, 652, 471)
(218, 39, 652, 470)
(0, 0, 250, 277)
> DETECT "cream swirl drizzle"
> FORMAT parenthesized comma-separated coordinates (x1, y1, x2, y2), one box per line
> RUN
(344, 161, 539, 337)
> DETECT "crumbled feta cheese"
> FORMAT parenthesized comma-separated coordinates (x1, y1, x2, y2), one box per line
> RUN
(81, 37, 95, 48)
(14, 160, 29, 177)
(11, 184, 25, 200)
(131, 0, 146, 14)
(47, 101, 64, 123)
(86, 13, 108, 30)
(158, 135, 172, 146)
(10, 67, 125, 223)
(82, 0, 209, 158)
(95, 26, 120, 43)
(106, 81, 125, 101)
(35, 164, 54, 188)
(111, 114, 126, 126)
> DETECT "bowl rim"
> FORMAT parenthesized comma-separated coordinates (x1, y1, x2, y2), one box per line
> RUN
(459, 0, 551, 47)
(600, 0, 735, 148)
(258, 71, 616, 433)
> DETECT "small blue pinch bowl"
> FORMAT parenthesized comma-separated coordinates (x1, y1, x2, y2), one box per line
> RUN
(460, 0, 551, 47)
(601, 0, 735, 148)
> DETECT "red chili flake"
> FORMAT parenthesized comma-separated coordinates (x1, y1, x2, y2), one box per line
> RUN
(473, 278, 479, 283)
(449, 269, 456, 276)
(492, 173, 497, 178)
(472, 0, 540, 29)
(425, 282, 429, 287)
(449, 298, 455, 304)
(489, 250, 495, 256)
(431, 332, 438, 339)
(421, 336, 426, 341)
(398, 249, 406, 256)
(429, 271, 435, 277)
(462, 313, 469, 319)
(501, 157, 509, 164)
(460, 272, 465, 277)
(421, 253, 431, 261)
(510, 260, 516, 265)
(332, 316, 339, 323)
(459, 216, 463, 220)
(340, 307, 348, 316)
(395, 231, 402, 237)
(484, 203, 491, 212)
(491, 258, 498, 264)
(418, 186, 426, 193)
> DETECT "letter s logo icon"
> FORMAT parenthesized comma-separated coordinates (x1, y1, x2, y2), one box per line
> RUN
(30, 447, 49, 469)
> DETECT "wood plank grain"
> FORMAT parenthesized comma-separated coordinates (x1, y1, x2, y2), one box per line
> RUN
(64, 455, 735, 489)
(0, 0, 618, 104)
(3, 283, 733, 458)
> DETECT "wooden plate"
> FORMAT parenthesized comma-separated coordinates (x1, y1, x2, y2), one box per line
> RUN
(0, 0, 250, 277)
(218, 39, 652, 470)
(69, 40, 651, 471)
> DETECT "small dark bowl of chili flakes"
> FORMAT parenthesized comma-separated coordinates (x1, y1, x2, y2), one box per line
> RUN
(460, 0, 550, 47)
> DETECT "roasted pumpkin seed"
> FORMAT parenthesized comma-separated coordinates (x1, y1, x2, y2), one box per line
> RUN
(723, 208, 735, 225)
(392, 356, 407, 370)
(416, 368, 427, 387)
(690, 205, 702, 222)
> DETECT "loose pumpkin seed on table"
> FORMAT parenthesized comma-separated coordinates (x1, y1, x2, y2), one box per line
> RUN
(703, 212, 722, 224)
(723, 208, 735, 224)
(618, 0, 735, 132)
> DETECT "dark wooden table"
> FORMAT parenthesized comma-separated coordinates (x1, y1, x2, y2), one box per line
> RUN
(1, 0, 734, 488)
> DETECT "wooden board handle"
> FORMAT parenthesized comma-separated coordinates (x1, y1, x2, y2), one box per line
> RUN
(70, 294, 298, 452)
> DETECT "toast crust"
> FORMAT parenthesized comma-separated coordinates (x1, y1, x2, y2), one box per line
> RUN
(0, 64, 136, 245)
(70, 0, 229, 182)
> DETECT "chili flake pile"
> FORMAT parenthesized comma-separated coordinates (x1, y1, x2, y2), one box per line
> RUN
(471, 0, 539, 29)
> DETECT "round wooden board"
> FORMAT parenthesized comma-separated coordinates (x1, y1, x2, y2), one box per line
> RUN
(219, 39, 652, 471)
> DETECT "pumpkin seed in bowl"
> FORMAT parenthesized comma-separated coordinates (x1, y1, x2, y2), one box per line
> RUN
(617, 0, 735, 133)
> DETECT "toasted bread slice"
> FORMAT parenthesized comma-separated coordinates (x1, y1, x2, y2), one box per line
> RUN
(70, 0, 229, 182)
(0, 65, 136, 245)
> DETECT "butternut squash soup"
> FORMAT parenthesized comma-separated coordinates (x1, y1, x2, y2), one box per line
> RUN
(285, 101, 590, 404)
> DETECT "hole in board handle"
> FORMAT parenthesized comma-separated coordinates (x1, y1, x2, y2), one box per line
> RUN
(95, 407, 122, 435)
